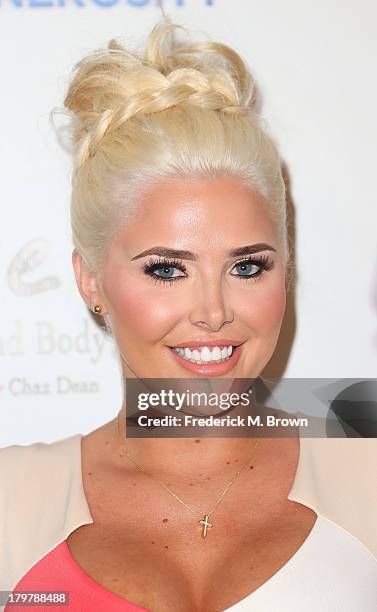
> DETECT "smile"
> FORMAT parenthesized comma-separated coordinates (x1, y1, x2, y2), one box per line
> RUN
(167, 341, 244, 376)
(172, 345, 234, 364)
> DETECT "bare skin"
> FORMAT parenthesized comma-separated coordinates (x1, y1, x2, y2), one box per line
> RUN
(66, 417, 317, 612)
(69, 175, 317, 610)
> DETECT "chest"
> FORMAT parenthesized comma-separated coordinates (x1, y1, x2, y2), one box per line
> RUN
(66, 471, 317, 612)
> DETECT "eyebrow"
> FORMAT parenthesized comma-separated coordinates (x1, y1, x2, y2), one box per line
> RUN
(131, 243, 277, 261)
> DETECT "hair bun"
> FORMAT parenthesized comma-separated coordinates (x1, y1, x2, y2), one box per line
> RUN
(63, 19, 256, 168)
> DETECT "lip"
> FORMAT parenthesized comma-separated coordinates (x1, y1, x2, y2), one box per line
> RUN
(168, 343, 244, 376)
(169, 339, 244, 349)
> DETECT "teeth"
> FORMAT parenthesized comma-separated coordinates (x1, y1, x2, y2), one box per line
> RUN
(173, 345, 235, 364)
(191, 349, 201, 361)
(200, 347, 212, 361)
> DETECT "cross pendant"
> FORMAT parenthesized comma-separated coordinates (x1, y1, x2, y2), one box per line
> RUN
(199, 514, 213, 538)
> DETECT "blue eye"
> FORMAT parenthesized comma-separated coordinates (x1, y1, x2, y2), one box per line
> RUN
(153, 266, 185, 279)
(143, 254, 274, 286)
(233, 262, 258, 276)
(231, 256, 274, 280)
(143, 257, 187, 285)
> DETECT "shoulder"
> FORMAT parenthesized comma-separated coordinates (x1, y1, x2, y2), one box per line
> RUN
(0, 434, 84, 521)
(0, 434, 83, 487)
(0, 434, 87, 525)
(291, 436, 377, 559)
(298, 436, 377, 474)
(0, 434, 93, 592)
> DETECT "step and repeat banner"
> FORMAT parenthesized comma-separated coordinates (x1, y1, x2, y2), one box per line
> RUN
(1, 0, 376, 445)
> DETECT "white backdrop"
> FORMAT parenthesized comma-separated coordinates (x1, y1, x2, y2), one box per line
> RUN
(1, 0, 376, 446)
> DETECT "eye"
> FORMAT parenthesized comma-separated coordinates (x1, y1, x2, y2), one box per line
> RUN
(143, 257, 187, 285)
(231, 255, 274, 281)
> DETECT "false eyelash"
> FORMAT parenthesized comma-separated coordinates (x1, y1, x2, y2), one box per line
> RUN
(142, 254, 275, 286)
(233, 254, 274, 282)
(143, 257, 187, 286)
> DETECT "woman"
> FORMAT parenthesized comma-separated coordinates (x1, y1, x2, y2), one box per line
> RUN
(1, 18, 376, 612)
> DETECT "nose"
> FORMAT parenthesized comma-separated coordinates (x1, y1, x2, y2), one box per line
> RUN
(189, 277, 234, 332)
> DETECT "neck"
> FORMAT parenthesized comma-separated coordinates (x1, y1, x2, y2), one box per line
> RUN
(115, 400, 289, 479)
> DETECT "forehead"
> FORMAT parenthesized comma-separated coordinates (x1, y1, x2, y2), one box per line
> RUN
(115, 175, 278, 252)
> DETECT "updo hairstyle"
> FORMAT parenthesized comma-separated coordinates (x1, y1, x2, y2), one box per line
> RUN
(59, 18, 289, 284)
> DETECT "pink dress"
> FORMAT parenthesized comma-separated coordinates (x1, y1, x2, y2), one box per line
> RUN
(5, 540, 149, 611)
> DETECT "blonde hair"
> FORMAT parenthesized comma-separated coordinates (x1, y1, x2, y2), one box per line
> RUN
(59, 18, 288, 279)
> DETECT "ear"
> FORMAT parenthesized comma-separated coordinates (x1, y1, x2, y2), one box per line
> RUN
(71, 249, 107, 314)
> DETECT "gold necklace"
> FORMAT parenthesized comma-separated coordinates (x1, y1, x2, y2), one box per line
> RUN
(117, 412, 260, 539)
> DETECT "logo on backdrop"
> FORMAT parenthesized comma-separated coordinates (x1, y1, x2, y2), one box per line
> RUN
(1, 0, 214, 8)
(8, 239, 60, 296)
(2, 238, 111, 401)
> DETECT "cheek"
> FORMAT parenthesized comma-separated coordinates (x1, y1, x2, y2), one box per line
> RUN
(263, 283, 286, 326)
(239, 277, 286, 332)
(104, 278, 184, 343)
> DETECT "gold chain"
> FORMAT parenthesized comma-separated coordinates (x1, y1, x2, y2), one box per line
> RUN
(116, 412, 260, 538)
